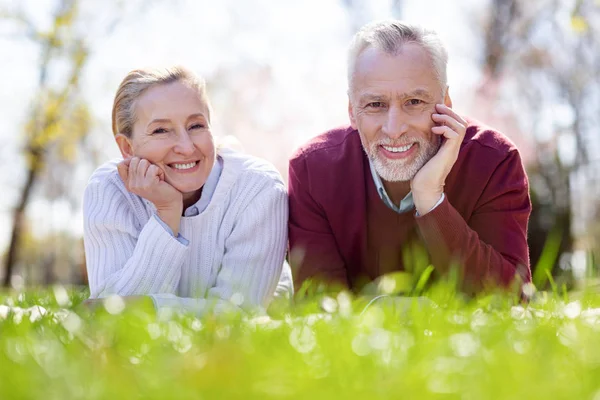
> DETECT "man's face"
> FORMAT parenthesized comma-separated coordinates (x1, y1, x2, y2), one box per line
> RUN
(348, 43, 451, 182)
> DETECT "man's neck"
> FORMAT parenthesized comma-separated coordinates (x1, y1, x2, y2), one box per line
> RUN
(382, 179, 411, 207)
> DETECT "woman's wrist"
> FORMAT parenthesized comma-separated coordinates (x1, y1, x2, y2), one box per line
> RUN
(156, 206, 182, 236)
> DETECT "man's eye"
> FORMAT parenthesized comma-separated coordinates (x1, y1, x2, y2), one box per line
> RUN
(152, 128, 168, 134)
(189, 123, 205, 130)
(367, 102, 385, 108)
(407, 99, 424, 105)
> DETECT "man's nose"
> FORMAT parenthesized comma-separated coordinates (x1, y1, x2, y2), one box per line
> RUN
(382, 107, 409, 140)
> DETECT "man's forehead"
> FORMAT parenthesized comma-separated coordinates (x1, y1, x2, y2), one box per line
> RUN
(351, 44, 441, 93)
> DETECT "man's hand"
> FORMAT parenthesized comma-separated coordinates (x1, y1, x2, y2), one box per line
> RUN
(117, 157, 183, 235)
(411, 104, 467, 215)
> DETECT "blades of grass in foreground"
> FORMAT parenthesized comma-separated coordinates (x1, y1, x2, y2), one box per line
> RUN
(0, 283, 600, 399)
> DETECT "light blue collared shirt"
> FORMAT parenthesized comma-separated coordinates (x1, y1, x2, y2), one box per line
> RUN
(368, 159, 415, 213)
(368, 159, 444, 215)
(154, 156, 223, 244)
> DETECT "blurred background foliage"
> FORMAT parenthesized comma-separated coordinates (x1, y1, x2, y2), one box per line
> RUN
(0, 0, 598, 290)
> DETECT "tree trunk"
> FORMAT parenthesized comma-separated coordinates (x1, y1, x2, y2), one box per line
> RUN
(3, 159, 40, 287)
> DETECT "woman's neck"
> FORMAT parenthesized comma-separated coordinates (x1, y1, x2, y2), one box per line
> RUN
(182, 188, 203, 211)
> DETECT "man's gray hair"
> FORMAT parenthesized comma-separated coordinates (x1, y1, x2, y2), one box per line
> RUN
(347, 20, 449, 93)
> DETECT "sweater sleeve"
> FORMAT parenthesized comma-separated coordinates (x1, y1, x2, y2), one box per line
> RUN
(416, 150, 531, 292)
(288, 156, 350, 291)
(151, 178, 289, 315)
(83, 178, 188, 298)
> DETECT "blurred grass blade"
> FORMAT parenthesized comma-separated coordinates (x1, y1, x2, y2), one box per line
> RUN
(533, 227, 562, 288)
(413, 265, 435, 295)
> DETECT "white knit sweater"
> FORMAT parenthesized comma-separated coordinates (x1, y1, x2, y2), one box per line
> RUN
(83, 149, 292, 315)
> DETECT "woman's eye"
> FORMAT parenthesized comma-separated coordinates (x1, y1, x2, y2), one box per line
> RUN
(407, 99, 424, 105)
(189, 123, 205, 130)
(367, 102, 385, 108)
(152, 128, 168, 134)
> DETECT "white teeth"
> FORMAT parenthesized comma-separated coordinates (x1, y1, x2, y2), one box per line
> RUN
(382, 143, 414, 153)
(172, 162, 197, 170)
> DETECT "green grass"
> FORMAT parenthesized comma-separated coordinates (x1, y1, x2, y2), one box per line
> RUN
(1, 284, 600, 399)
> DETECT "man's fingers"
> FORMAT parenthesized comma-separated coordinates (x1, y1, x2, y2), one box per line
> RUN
(431, 113, 465, 135)
(431, 125, 459, 139)
(435, 104, 468, 127)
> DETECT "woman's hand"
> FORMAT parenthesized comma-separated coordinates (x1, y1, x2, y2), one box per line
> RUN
(118, 157, 183, 235)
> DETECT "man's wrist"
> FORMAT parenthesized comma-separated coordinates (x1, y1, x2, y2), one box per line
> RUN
(412, 190, 444, 216)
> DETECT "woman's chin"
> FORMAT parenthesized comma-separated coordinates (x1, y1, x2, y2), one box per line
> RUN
(165, 179, 201, 196)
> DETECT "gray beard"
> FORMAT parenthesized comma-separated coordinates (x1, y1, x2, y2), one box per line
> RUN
(363, 135, 441, 182)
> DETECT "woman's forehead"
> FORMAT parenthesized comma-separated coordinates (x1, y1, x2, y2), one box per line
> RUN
(135, 81, 209, 121)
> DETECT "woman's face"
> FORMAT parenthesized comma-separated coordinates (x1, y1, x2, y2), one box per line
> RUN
(117, 81, 216, 202)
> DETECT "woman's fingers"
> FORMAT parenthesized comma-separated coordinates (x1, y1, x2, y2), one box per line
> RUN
(136, 158, 151, 181)
(120, 157, 180, 209)
(117, 159, 130, 188)
(128, 157, 140, 187)
(146, 164, 162, 184)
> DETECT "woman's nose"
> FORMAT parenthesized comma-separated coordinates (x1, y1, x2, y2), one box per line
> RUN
(174, 130, 195, 155)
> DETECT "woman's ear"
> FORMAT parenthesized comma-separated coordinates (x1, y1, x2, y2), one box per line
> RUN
(115, 134, 134, 158)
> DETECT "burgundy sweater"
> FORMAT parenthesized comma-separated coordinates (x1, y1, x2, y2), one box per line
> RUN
(288, 122, 531, 293)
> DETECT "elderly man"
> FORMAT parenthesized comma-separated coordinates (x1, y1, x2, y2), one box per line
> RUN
(288, 20, 531, 294)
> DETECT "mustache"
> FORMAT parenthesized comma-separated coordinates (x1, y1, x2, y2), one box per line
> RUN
(372, 138, 423, 147)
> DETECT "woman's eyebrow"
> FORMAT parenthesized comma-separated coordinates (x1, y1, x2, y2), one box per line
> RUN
(147, 118, 171, 126)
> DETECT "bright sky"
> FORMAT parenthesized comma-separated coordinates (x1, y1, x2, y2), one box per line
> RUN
(0, 0, 489, 252)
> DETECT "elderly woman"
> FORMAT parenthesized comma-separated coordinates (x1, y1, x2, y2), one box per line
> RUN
(83, 66, 292, 315)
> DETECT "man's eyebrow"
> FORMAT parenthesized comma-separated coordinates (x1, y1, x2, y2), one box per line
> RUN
(402, 89, 434, 99)
(359, 93, 388, 103)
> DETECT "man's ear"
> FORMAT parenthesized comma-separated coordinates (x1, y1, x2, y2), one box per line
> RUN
(115, 134, 134, 158)
(444, 86, 453, 108)
(348, 95, 357, 129)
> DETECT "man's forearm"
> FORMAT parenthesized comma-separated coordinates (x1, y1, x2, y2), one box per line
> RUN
(416, 197, 530, 290)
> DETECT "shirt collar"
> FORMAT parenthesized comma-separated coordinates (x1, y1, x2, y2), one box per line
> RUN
(183, 155, 223, 217)
(368, 158, 415, 214)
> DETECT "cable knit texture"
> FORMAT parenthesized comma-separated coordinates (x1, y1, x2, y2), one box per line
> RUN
(83, 148, 291, 315)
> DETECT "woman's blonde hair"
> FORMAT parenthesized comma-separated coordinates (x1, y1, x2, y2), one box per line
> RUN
(111, 66, 212, 138)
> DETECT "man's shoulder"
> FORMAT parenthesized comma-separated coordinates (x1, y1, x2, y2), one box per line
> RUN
(290, 125, 362, 166)
(463, 118, 519, 158)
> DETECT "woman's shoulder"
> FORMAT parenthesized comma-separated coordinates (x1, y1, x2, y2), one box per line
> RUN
(219, 148, 284, 186)
(210, 149, 286, 211)
(84, 159, 141, 209)
(86, 159, 126, 192)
